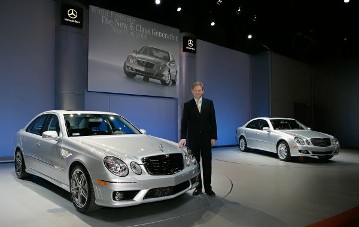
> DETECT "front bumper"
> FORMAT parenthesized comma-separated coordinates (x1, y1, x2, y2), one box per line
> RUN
(289, 144, 340, 157)
(93, 166, 200, 208)
(124, 62, 166, 79)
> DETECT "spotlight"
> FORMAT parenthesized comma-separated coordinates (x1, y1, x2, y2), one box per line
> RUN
(217, 0, 223, 5)
(247, 34, 253, 39)
(210, 21, 215, 26)
(253, 15, 257, 22)
(236, 7, 241, 14)
(177, 7, 182, 12)
(155, 0, 160, 5)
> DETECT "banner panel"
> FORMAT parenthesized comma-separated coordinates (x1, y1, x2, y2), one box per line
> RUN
(88, 6, 179, 97)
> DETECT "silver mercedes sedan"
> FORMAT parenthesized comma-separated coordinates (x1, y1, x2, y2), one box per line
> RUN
(14, 110, 199, 213)
(123, 45, 177, 86)
(236, 117, 340, 161)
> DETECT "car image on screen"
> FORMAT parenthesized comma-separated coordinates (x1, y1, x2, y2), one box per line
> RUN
(123, 45, 177, 86)
(14, 110, 199, 213)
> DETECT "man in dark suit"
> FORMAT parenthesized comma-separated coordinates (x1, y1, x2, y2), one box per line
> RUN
(179, 82, 217, 196)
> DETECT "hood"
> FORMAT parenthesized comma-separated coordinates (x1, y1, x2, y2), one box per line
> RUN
(282, 130, 333, 139)
(133, 53, 167, 64)
(71, 134, 182, 159)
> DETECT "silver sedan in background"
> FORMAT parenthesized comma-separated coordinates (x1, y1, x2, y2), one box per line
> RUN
(14, 110, 199, 213)
(236, 117, 340, 161)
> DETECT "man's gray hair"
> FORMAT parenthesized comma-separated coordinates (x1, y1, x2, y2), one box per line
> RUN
(192, 82, 204, 90)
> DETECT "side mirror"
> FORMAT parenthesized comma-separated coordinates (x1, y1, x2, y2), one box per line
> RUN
(42, 131, 59, 140)
(262, 127, 271, 132)
(140, 129, 147, 134)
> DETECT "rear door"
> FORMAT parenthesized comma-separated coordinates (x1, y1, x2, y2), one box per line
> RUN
(21, 114, 49, 173)
(244, 119, 261, 149)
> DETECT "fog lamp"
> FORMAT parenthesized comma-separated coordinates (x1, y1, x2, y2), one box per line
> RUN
(114, 192, 124, 201)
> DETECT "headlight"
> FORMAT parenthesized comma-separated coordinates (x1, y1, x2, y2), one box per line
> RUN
(294, 137, 305, 145)
(104, 156, 129, 177)
(130, 161, 142, 175)
(127, 56, 136, 64)
(185, 148, 197, 166)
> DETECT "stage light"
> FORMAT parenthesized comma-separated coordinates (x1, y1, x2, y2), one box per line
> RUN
(344, 0, 350, 3)
(247, 34, 253, 39)
(217, 0, 223, 5)
(253, 15, 257, 22)
(155, 0, 161, 5)
(177, 7, 182, 12)
(236, 7, 241, 14)
(211, 21, 215, 26)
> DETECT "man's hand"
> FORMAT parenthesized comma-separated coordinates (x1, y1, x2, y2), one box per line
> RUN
(178, 139, 186, 148)
(211, 139, 216, 147)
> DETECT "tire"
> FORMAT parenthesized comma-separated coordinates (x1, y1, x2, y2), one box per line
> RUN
(123, 63, 136, 78)
(277, 141, 291, 161)
(15, 150, 30, 179)
(70, 165, 97, 213)
(317, 155, 333, 161)
(239, 136, 248, 152)
(171, 71, 177, 85)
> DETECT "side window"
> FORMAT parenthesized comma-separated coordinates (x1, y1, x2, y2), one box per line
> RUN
(246, 120, 260, 130)
(260, 120, 269, 129)
(109, 117, 137, 134)
(45, 115, 60, 134)
(26, 115, 48, 135)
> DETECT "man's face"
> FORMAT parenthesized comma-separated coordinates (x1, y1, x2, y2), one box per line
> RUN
(192, 85, 204, 100)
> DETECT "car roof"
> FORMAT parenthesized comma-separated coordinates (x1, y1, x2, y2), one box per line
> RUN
(42, 110, 119, 116)
(250, 117, 296, 121)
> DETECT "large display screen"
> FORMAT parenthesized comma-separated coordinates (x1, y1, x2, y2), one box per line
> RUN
(88, 6, 180, 98)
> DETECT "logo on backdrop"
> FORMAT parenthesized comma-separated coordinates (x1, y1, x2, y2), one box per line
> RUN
(183, 36, 196, 53)
(67, 9, 78, 19)
(61, 4, 83, 28)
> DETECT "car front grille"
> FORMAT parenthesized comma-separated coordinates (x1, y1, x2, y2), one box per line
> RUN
(142, 153, 184, 175)
(137, 59, 155, 69)
(144, 180, 190, 199)
(311, 138, 331, 147)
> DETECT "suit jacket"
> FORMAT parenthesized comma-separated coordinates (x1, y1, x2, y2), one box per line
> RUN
(180, 97, 217, 146)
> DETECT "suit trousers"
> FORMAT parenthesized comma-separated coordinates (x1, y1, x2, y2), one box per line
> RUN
(190, 136, 212, 191)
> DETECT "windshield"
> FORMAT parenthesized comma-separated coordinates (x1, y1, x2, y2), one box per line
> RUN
(270, 119, 307, 130)
(138, 46, 170, 61)
(64, 114, 141, 137)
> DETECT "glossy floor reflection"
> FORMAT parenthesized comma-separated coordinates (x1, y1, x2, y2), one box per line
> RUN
(0, 147, 358, 227)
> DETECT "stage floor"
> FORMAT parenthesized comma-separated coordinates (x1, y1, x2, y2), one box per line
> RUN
(1, 147, 358, 227)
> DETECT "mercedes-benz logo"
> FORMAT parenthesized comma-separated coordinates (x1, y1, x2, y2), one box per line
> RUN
(67, 8, 77, 19)
(187, 39, 194, 47)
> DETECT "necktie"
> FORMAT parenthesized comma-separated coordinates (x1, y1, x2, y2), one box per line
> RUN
(196, 100, 201, 113)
